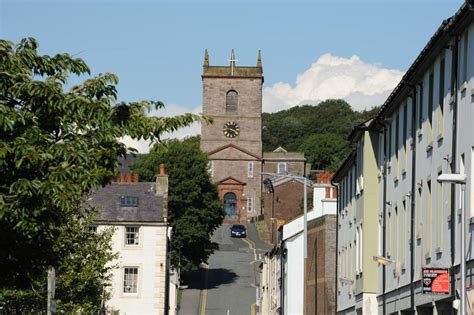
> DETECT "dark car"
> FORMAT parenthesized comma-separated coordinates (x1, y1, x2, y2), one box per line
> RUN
(230, 224, 247, 238)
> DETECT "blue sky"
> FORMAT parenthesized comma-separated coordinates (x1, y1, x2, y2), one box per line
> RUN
(0, 0, 464, 114)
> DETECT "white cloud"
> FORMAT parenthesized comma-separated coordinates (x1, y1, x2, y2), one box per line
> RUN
(263, 54, 403, 112)
(120, 104, 202, 153)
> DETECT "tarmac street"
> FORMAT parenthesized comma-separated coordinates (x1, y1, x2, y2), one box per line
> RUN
(179, 223, 270, 315)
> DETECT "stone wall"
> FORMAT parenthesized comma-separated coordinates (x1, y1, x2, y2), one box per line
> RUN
(201, 62, 264, 219)
(201, 77, 263, 157)
(264, 180, 313, 244)
(305, 214, 337, 315)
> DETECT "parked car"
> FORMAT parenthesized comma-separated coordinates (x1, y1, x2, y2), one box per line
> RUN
(230, 224, 247, 238)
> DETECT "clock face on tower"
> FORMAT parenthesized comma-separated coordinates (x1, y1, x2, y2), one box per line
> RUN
(223, 121, 240, 138)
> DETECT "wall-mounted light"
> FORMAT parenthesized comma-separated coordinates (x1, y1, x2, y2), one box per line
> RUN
(339, 277, 354, 285)
(373, 255, 395, 266)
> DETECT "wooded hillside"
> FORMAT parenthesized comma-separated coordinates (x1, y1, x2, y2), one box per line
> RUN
(262, 99, 379, 171)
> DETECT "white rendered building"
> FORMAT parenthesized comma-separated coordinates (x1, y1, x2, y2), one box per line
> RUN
(371, 3, 474, 313)
(333, 2, 474, 313)
(90, 171, 171, 315)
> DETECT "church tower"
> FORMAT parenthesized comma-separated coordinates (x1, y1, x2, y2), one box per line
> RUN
(200, 49, 263, 222)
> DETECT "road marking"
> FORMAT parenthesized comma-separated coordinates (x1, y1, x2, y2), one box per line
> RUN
(241, 238, 255, 251)
(241, 238, 259, 314)
(200, 264, 209, 315)
(200, 288, 207, 315)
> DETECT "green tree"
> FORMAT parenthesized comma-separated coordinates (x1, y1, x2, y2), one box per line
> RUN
(0, 38, 202, 310)
(130, 137, 224, 272)
(262, 99, 380, 171)
(299, 133, 350, 172)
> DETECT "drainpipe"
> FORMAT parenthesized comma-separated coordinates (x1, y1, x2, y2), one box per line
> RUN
(261, 160, 265, 218)
(280, 242, 287, 314)
(382, 123, 388, 315)
(450, 35, 459, 303)
(330, 180, 339, 313)
(409, 85, 417, 313)
(164, 226, 171, 315)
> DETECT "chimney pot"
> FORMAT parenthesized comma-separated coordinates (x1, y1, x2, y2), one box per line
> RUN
(133, 173, 139, 183)
(160, 164, 165, 175)
(126, 174, 132, 183)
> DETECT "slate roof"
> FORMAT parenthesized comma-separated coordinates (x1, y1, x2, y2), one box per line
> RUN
(89, 182, 164, 223)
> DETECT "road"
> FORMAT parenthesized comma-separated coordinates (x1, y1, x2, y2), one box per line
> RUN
(179, 223, 271, 315)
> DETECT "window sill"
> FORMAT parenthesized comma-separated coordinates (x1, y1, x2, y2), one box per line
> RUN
(393, 177, 399, 183)
(401, 169, 407, 176)
(461, 81, 468, 93)
(435, 247, 442, 254)
(417, 130, 423, 138)
(426, 142, 433, 152)
(437, 134, 443, 143)
(124, 244, 142, 250)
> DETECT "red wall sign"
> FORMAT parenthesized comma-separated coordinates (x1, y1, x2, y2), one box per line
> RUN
(422, 268, 450, 294)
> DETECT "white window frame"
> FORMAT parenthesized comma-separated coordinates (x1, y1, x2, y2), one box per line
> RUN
(207, 161, 214, 177)
(277, 162, 286, 175)
(125, 226, 140, 245)
(123, 267, 139, 294)
(248, 161, 254, 178)
(359, 224, 363, 274)
(120, 196, 138, 207)
(355, 227, 360, 274)
(247, 197, 253, 212)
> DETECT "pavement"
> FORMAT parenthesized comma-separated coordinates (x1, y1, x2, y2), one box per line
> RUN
(179, 223, 271, 315)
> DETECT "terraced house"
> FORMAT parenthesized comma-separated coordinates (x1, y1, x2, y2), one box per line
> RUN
(334, 1, 474, 313)
(332, 120, 380, 314)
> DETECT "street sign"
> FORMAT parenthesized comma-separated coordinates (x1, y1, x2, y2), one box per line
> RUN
(422, 268, 450, 294)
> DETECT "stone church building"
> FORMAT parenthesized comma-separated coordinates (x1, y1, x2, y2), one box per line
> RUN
(200, 50, 308, 223)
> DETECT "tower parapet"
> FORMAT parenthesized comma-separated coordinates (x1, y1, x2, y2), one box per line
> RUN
(202, 49, 263, 80)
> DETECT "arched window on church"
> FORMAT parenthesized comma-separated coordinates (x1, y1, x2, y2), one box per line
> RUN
(226, 90, 238, 112)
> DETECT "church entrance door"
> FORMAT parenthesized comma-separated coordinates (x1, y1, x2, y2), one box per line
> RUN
(223, 192, 237, 217)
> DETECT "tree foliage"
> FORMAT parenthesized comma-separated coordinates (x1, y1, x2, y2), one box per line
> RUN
(298, 133, 350, 172)
(130, 137, 224, 273)
(0, 38, 202, 310)
(262, 99, 379, 171)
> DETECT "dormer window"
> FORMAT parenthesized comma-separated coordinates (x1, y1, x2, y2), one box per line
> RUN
(120, 196, 138, 207)
(226, 90, 238, 112)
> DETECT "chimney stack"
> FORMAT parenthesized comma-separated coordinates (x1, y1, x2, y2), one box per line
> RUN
(156, 164, 169, 222)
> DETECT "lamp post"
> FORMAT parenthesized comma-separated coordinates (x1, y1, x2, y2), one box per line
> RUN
(437, 173, 467, 314)
(261, 172, 311, 258)
(264, 178, 276, 243)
